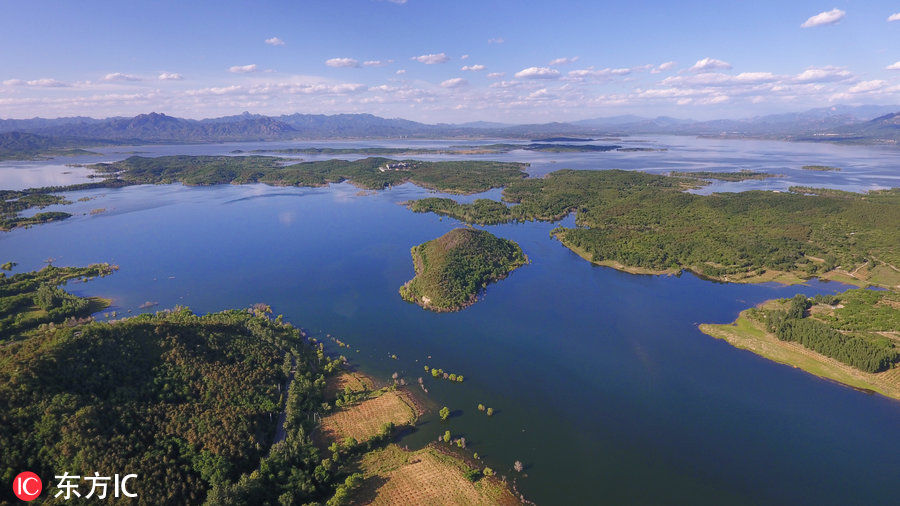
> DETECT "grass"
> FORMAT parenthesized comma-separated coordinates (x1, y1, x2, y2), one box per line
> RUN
(353, 444, 520, 506)
(318, 390, 419, 444)
(699, 309, 900, 401)
(324, 371, 375, 399)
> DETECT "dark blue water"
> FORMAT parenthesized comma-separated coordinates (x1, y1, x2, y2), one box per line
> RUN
(1, 177, 898, 505)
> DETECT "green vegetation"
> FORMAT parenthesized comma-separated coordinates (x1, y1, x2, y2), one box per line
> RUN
(399, 228, 527, 311)
(90, 155, 527, 194)
(802, 165, 841, 171)
(440, 406, 451, 421)
(407, 169, 900, 285)
(0, 263, 117, 340)
(425, 365, 465, 382)
(748, 292, 899, 373)
(669, 170, 776, 181)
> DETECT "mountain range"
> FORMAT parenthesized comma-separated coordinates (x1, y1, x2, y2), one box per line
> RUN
(0, 105, 897, 147)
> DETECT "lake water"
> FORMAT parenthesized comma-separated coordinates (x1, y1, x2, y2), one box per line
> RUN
(1, 136, 899, 505)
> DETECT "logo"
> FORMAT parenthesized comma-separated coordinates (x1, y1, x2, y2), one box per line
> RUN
(12, 472, 42, 502)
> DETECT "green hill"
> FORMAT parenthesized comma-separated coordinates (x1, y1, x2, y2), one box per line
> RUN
(400, 228, 527, 311)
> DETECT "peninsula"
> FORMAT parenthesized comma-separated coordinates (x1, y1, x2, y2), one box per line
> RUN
(700, 289, 900, 400)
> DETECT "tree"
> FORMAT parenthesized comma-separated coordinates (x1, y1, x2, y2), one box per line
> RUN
(477, 403, 485, 411)
(514, 460, 524, 472)
(439, 406, 450, 421)
(486, 407, 494, 416)
(443, 430, 451, 443)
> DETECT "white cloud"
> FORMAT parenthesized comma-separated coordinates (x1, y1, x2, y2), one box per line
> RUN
(363, 60, 392, 67)
(229, 64, 258, 74)
(158, 72, 183, 81)
(887, 62, 900, 70)
(549, 57, 579, 66)
(662, 72, 778, 87)
(396, 69, 407, 75)
(793, 66, 852, 83)
(3, 78, 70, 87)
(651, 61, 677, 74)
(847, 80, 886, 93)
(412, 53, 449, 64)
(461, 64, 485, 71)
(514, 67, 560, 79)
(801, 8, 845, 28)
(326, 58, 359, 68)
(487, 37, 504, 44)
(460, 54, 469, 60)
(265, 37, 285, 46)
(486, 72, 505, 79)
(890, 13, 900, 22)
(103, 72, 142, 82)
(689, 58, 732, 72)
(440, 77, 468, 88)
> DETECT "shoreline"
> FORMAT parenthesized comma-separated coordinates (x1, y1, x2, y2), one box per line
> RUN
(554, 231, 886, 288)
(699, 307, 900, 401)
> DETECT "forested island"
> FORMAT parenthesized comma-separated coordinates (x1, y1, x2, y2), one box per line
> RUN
(0, 155, 529, 230)
(700, 289, 900, 399)
(0, 264, 524, 504)
(399, 228, 527, 311)
(407, 169, 900, 287)
(669, 170, 777, 181)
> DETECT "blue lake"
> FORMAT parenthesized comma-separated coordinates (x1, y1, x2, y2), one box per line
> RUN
(1, 136, 899, 504)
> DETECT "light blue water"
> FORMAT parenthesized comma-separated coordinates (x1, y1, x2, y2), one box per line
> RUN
(1, 137, 898, 505)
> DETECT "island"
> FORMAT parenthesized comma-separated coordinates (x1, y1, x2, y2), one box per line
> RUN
(0, 155, 529, 230)
(407, 169, 900, 287)
(400, 228, 527, 311)
(669, 170, 777, 181)
(700, 289, 900, 400)
(802, 165, 842, 171)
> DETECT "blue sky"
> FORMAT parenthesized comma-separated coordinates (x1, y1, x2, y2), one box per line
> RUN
(1, 0, 899, 121)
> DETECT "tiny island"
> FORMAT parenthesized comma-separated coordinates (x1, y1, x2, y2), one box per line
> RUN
(400, 228, 527, 312)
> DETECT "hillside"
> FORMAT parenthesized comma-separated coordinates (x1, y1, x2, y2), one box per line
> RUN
(0, 265, 366, 505)
(399, 228, 527, 311)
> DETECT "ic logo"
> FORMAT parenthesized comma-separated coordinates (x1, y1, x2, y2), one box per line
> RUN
(12, 472, 42, 501)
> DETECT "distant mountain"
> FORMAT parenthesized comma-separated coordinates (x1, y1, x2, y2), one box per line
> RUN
(0, 131, 100, 160)
(25, 112, 297, 142)
(0, 105, 897, 146)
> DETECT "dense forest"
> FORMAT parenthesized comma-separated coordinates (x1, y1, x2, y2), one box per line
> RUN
(0, 265, 375, 505)
(747, 291, 900, 373)
(399, 228, 527, 311)
(407, 169, 900, 283)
